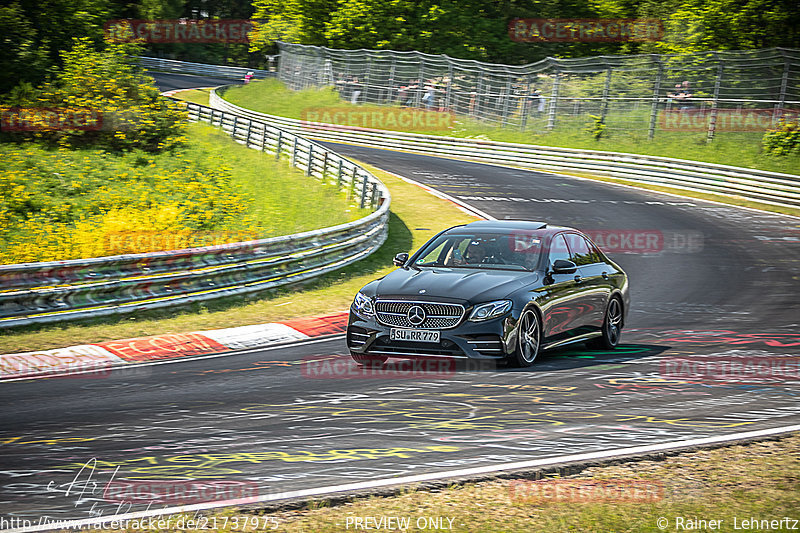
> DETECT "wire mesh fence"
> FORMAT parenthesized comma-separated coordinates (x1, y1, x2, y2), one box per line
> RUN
(276, 43, 800, 141)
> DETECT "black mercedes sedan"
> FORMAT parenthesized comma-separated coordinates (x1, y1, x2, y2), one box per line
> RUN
(347, 220, 629, 367)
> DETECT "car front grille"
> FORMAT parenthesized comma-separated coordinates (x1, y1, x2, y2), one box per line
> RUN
(375, 300, 465, 329)
(369, 337, 466, 357)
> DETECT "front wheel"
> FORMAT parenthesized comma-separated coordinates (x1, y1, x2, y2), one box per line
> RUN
(509, 309, 541, 367)
(350, 352, 388, 367)
(588, 297, 623, 350)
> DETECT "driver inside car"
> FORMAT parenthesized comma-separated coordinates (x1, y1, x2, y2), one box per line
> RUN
(464, 241, 488, 264)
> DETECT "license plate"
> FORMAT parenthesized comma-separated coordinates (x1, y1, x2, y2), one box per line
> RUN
(390, 328, 440, 343)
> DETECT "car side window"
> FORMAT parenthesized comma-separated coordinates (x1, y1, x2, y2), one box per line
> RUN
(416, 240, 449, 265)
(548, 234, 571, 267)
(584, 237, 603, 264)
(565, 233, 598, 266)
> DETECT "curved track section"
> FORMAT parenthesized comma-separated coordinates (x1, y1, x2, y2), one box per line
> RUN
(1, 83, 799, 526)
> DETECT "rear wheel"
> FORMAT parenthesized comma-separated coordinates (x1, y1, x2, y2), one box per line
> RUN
(509, 309, 541, 367)
(588, 297, 623, 350)
(350, 352, 388, 367)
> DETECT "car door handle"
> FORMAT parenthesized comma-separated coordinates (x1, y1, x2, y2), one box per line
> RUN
(574, 275, 582, 283)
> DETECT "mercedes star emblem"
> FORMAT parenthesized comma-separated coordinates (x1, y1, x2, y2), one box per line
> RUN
(407, 305, 426, 326)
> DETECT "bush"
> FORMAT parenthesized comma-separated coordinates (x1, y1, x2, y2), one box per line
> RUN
(585, 114, 607, 141)
(5, 37, 186, 152)
(0, 141, 251, 264)
(762, 119, 800, 157)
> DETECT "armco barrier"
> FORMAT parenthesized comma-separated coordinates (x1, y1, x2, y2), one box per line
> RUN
(0, 102, 389, 329)
(211, 88, 800, 210)
(140, 56, 273, 80)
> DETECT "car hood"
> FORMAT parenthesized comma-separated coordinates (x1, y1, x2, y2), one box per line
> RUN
(375, 267, 538, 304)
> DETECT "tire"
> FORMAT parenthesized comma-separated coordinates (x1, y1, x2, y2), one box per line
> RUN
(509, 309, 541, 367)
(350, 352, 388, 367)
(588, 296, 623, 350)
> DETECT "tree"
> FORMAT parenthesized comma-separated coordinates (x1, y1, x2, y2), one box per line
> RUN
(30, 38, 187, 151)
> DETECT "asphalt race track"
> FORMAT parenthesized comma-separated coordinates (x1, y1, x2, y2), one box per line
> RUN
(1, 78, 799, 527)
(147, 71, 242, 93)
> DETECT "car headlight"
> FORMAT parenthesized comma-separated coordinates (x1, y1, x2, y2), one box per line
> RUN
(352, 291, 375, 318)
(469, 300, 512, 321)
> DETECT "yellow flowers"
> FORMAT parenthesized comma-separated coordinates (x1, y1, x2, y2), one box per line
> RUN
(0, 140, 253, 264)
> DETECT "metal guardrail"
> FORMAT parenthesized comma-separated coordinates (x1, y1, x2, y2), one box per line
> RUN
(0, 102, 390, 329)
(211, 88, 800, 210)
(140, 56, 274, 80)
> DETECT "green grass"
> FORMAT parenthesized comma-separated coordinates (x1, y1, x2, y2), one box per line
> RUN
(0, 122, 361, 264)
(185, 122, 365, 238)
(174, 88, 211, 106)
(223, 79, 800, 176)
(0, 165, 477, 354)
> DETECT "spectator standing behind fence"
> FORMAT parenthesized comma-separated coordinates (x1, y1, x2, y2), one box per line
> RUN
(668, 81, 694, 110)
(533, 89, 546, 114)
(244, 71, 254, 84)
(421, 83, 436, 109)
(350, 77, 362, 104)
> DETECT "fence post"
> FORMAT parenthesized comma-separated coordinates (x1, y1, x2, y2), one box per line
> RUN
(775, 50, 790, 124)
(337, 159, 343, 188)
(322, 150, 329, 182)
(291, 137, 298, 167)
(370, 184, 378, 210)
(474, 70, 484, 119)
(706, 58, 724, 142)
(387, 55, 397, 104)
(364, 55, 372, 104)
(245, 119, 252, 147)
(501, 77, 512, 127)
(600, 66, 612, 124)
(275, 131, 282, 161)
(306, 144, 314, 176)
(445, 64, 454, 111)
(350, 166, 358, 202)
(359, 174, 369, 209)
(547, 67, 561, 131)
(415, 56, 425, 107)
(648, 57, 663, 140)
(232, 115, 238, 136)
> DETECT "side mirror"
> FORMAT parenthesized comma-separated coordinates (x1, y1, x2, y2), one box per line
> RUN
(393, 252, 409, 267)
(551, 259, 577, 274)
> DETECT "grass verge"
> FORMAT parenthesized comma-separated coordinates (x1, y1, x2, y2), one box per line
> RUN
(88, 432, 800, 532)
(221, 79, 800, 176)
(0, 122, 359, 263)
(0, 165, 477, 354)
(174, 88, 211, 106)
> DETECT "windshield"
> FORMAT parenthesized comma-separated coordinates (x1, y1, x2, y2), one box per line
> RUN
(412, 232, 542, 271)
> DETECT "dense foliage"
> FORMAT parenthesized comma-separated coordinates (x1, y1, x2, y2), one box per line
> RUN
(762, 120, 800, 157)
(6, 38, 188, 152)
(2, 0, 797, 95)
(250, 0, 800, 63)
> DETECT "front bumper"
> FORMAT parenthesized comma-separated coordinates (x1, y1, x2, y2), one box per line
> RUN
(347, 311, 511, 360)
